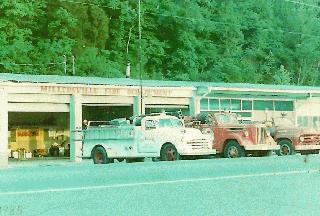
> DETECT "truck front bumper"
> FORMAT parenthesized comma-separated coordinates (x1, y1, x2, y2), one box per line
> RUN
(244, 144, 280, 151)
(179, 149, 217, 156)
(295, 145, 320, 151)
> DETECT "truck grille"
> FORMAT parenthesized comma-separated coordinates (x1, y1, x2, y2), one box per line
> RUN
(187, 139, 210, 149)
(301, 134, 320, 144)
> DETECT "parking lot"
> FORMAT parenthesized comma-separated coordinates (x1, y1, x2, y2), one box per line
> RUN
(1, 155, 320, 216)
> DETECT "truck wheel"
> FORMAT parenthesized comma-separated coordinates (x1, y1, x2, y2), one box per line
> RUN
(276, 140, 295, 156)
(223, 140, 245, 158)
(160, 144, 179, 161)
(92, 146, 108, 164)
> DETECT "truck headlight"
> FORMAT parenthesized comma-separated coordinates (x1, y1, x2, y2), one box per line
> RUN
(299, 136, 305, 142)
(202, 128, 212, 134)
(243, 130, 249, 137)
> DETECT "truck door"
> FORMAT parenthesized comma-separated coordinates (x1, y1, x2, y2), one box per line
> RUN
(138, 119, 158, 153)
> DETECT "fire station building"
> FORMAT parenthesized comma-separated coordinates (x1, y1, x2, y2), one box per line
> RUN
(1, 73, 320, 166)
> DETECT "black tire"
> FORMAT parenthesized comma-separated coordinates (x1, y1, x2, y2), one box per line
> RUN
(117, 158, 125, 162)
(160, 143, 179, 161)
(92, 146, 108, 164)
(223, 140, 245, 158)
(126, 158, 145, 163)
(276, 140, 295, 156)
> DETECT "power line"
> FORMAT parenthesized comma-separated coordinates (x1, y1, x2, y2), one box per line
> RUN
(138, 0, 143, 114)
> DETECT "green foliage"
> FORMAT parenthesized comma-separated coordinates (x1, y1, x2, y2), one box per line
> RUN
(76, 47, 122, 77)
(0, 0, 45, 73)
(273, 65, 291, 85)
(1, 0, 320, 86)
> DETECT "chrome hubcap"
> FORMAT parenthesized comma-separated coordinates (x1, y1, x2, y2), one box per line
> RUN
(281, 144, 290, 155)
(95, 152, 103, 163)
(228, 146, 238, 158)
(166, 148, 176, 161)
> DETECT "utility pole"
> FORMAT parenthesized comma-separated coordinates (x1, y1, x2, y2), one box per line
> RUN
(126, 62, 131, 78)
(72, 55, 75, 76)
(126, 27, 132, 78)
(63, 55, 67, 74)
(138, 0, 143, 114)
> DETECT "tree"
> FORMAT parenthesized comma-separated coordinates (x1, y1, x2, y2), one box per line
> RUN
(1, 0, 320, 87)
(0, 0, 45, 73)
(273, 65, 291, 85)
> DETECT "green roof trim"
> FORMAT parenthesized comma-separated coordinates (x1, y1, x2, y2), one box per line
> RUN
(0, 73, 320, 95)
(206, 91, 312, 99)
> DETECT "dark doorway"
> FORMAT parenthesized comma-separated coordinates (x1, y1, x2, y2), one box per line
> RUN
(82, 105, 133, 121)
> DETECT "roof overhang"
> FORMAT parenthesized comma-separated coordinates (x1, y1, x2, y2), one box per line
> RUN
(196, 86, 320, 100)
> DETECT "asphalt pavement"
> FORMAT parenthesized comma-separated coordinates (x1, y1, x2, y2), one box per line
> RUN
(0, 155, 320, 216)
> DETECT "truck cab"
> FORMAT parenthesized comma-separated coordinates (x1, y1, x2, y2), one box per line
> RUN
(269, 117, 320, 155)
(82, 113, 216, 164)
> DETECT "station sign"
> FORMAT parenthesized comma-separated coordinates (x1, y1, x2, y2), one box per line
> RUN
(39, 85, 192, 97)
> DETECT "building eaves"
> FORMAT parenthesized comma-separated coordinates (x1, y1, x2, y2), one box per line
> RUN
(0, 73, 320, 93)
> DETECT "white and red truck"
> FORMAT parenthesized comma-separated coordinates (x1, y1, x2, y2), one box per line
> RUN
(268, 116, 320, 155)
(81, 113, 216, 164)
(185, 112, 279, 158)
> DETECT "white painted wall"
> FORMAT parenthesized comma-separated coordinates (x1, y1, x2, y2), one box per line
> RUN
(295, 98, 320, 116)
(8, 103, 69, 112)
(0, 88, 8, 167)
(252, 110, 295, 122)
(69, 94, 83, 163)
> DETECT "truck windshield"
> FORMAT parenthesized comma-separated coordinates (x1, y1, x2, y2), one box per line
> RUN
(215, 113, 239, 124)
(159, 119, 183, 128)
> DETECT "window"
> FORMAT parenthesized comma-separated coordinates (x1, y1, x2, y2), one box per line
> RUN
(158, 119, 183, 128)
(298, 116, 320, 129)
(313, 116, 320, 129)
(297, 116, 308, 127)
(231, 99, 241, 110)
(209, 99, 219, 110)
(220, 99, 231, 110)
(145, 107, 189, 115)
(145, 120, 157, 130)
(274, 101, 293, 111)
(242, 100, 252, 110)
(200, 99, 209, 110)
(254, 100, 273, 110)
